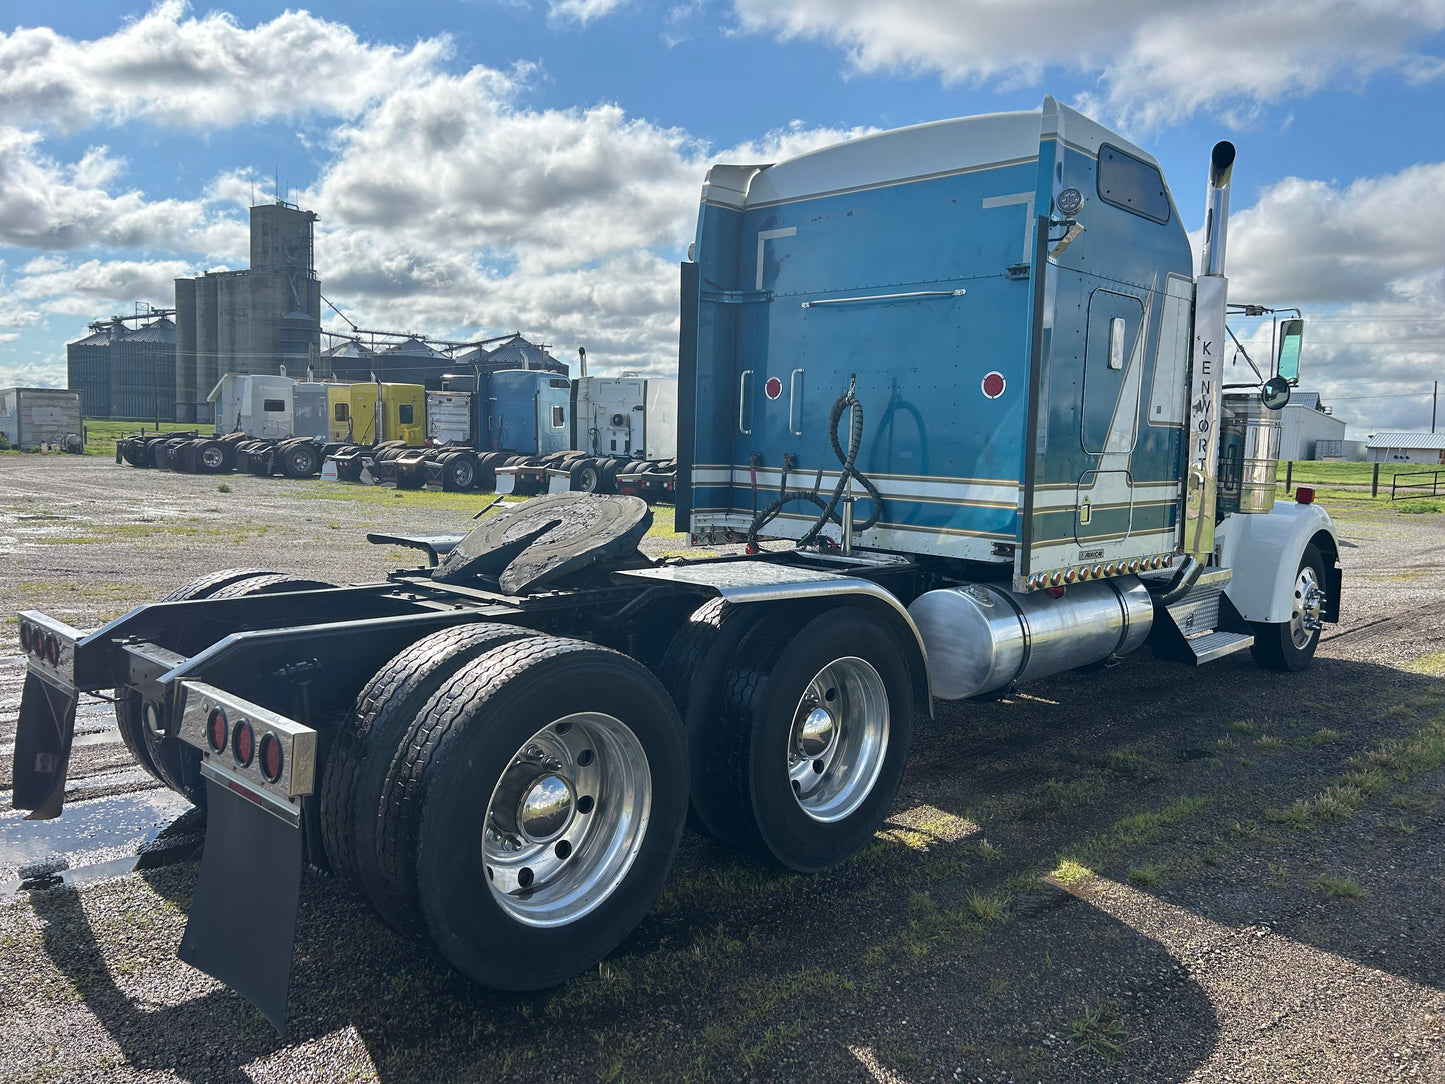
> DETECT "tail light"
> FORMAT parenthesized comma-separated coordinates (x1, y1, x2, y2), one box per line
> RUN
(19, 621, 32, 653)
(45, 633, 60, 666)
(207, 708, 229, 753)
(259, 733, 284, 783)
(232, 720, 255, 767)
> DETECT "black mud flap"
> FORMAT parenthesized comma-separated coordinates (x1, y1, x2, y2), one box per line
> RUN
(12, 671, 79, 820)
(178, 776, 303, 1034)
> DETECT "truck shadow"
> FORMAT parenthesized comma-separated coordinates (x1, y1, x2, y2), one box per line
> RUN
(19, 651, 1444, 1082)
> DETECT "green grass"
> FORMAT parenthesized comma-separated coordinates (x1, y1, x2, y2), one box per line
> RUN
(1068, 1000, 1125, 1061)
(1126, 864, 1165, 887)
(1313, 876, 1369, 902)
(80, 419, 200, 456)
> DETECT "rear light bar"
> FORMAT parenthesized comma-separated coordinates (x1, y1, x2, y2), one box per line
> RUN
(16, 611, 80, 685)
(178, 681, 317, 825)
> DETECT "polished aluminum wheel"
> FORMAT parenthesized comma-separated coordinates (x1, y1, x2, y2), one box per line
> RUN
(1290, 565, 1326, 649)
(482, 712, 651, 927)
(786, 656, 890, 823)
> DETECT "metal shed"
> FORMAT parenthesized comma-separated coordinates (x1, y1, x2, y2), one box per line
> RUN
(1367, 431, 1445, 464)
(0, 388, 83, 450)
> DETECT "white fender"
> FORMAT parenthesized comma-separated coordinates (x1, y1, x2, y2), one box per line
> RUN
(1216, 501, 1338, 624)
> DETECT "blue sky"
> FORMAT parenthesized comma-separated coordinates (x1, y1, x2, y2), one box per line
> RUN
(2, 1, 1443, 434)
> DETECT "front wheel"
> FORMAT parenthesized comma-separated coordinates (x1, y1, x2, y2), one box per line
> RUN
(1250, 543, 1328, 672)
(411, 637, 687, 990)
(705, 606, 914, 872)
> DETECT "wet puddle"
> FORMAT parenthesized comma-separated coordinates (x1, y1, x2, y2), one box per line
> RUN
(0, 789, 197, 896)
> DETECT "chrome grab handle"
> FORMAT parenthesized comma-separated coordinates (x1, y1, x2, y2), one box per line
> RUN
(789, 368, 805, 436)
(738, 369, 753, 434)
(801, 288, 967, 309)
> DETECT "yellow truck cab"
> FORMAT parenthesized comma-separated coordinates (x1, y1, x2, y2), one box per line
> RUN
(346, 383, 426, 446)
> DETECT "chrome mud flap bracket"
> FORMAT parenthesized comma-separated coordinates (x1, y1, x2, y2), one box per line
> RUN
(174, 681, 317, 1033)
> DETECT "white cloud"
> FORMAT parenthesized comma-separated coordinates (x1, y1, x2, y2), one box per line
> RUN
(547, 0, 630, 26)
(0, 3, 452, 132)
(1225, 163, 1445, 433)
(0, 125, 249, 256)
(1229, 164, 1445, 305)
(731, 0, 1445, 130)
(13, 257, 193, 313)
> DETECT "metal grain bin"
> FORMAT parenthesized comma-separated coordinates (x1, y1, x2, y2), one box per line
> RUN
(66, 326, 112, 419)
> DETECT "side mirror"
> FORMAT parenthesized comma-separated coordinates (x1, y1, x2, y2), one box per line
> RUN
(1276, 318, 1303, 384)
(1261, 375, 1291, 410)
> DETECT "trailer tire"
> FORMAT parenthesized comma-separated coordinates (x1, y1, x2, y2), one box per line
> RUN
(280, 442, 320, 478)
(706, 606, 914, 872)
(324, 621, 543, 932)
(1250, 543, 1327, 673)
(441, 451, 479, 492)
(410, 637, 688, 990)
(656, 597, 767, 838)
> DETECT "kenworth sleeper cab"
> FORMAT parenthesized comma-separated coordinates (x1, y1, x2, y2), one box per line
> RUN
(12, 97, 1337, 1029)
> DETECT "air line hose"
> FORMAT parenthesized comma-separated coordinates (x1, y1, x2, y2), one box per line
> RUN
(746, 374, 884, 550)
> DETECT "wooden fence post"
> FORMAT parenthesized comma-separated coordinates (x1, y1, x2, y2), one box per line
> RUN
(1284, 461, 1293, 492)
(1372, 462, 1380, 498)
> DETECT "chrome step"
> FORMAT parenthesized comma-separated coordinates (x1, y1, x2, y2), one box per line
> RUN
(1149, 567, 1254, 666)
(1181, 629, 1254, 665)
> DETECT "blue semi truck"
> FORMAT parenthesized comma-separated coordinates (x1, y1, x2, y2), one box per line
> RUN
(12, 97, 1336, 1029)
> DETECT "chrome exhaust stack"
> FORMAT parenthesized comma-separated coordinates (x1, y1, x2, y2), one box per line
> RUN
(1201, 141, 1235, 277)
(1182, 141, 1237, 557)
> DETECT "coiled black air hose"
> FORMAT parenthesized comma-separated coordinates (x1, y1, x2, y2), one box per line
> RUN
(746, 375, 884, 549)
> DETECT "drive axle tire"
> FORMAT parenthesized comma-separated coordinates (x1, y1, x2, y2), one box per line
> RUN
(441, 451, 479, 492)
(570, 460, 602, 493)
(656, 597, 766, 838)
(196, 440, 230, 474)
(410, 636, 688, 990)
(1250, 543, 1328, 673)
(322, 621, 543, 932)
(705, 606, 914, 872)
(279, 442, 320, 479)
(114, 568, 292, 804)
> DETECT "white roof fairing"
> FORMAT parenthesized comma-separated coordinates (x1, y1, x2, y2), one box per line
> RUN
(701, 96, 1159, 212)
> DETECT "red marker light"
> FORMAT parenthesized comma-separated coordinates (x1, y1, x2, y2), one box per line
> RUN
(45, 633, 60, 665)
(19, 622, 31, 653)
(207, 708, 228, 753)
(1295, 487, 1315, 504)
(233, 720, 255, 767)
(259, 733, 284, 783)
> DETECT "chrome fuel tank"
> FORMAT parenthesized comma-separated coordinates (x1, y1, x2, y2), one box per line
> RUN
(907, 577, 1154, 699)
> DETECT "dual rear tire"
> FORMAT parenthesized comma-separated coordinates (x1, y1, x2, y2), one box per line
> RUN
(321, 628, 688, 990)
(662, 603, 914, 873)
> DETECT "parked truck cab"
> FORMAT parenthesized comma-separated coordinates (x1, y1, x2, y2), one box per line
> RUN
(15, 96, 1338, 1030)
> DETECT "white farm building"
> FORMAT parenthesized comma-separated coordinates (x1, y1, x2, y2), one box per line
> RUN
(1366, 431, 1445, 464)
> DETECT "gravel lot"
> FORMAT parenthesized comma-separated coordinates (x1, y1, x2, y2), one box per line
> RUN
(2, 453, 1443, 1083)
